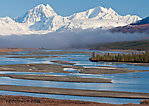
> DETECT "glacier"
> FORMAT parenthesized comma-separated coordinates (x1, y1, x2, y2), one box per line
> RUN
(0, 4, 141, 35)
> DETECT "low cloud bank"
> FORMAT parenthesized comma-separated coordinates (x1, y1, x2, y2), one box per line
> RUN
(0, 30, 148, 49)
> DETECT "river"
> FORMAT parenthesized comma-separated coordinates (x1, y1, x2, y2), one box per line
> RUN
(0, 49, 148, 104)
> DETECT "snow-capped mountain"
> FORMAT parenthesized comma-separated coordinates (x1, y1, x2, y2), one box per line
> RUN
(67, 6, 141, 30)
(0, 4, 142, 35)
(15, 4, 58, 26)
(15, 4, 70, 33)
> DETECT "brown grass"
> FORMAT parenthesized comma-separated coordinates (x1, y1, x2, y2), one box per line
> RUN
(0, 48, 32, 53)
(0, 95, 148, 106)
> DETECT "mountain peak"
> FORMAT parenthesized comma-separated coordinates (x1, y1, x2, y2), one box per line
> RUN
(69, 6, 120, 20)
(33, 4, 57, 17)
(95, 6, 107, 11)
(35, 4, 45, 8)
(35, 4, 54, 11)
(91, 6, 116, 13)
(15, 4, 57, 25)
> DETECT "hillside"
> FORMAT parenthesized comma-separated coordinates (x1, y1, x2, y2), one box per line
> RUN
(90, 40, 149, 50)
(111, 24, 149, 33)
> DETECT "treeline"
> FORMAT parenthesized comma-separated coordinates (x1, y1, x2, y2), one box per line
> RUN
(90, 51, 149, 63)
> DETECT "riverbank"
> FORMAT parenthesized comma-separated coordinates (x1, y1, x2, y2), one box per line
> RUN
(1, 95, 147, 106)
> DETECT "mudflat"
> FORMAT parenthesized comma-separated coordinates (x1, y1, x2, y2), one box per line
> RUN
(0, 64, 81, 73)
(79, 67, 145, 74)
(0, 85, 149, 99)
(0, 63, 145, 75)
(0, 74, 112, 83)
(51, 60, 76, 65)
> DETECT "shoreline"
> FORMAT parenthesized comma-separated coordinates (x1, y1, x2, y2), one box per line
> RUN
(90, 60, 149, 67)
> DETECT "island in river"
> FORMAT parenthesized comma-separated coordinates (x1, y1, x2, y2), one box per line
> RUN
(89, 51, 149, 63)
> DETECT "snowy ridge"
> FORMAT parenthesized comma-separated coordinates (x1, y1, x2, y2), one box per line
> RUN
(131, 16, 149, 25)
(0, 4, 141, 35)
(111, 16, 149, 33)
(0, 17, 32, 35)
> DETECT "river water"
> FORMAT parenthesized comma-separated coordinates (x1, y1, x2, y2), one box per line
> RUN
(0, 49, 149, 104)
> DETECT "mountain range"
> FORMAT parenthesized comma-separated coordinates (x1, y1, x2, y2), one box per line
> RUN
(0, 4, 141, 35)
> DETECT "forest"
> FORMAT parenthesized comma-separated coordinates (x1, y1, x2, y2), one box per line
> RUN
(90, 51, 149, 63)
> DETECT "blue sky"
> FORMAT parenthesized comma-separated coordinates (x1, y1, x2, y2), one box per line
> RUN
(0, 0, 148, 18)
